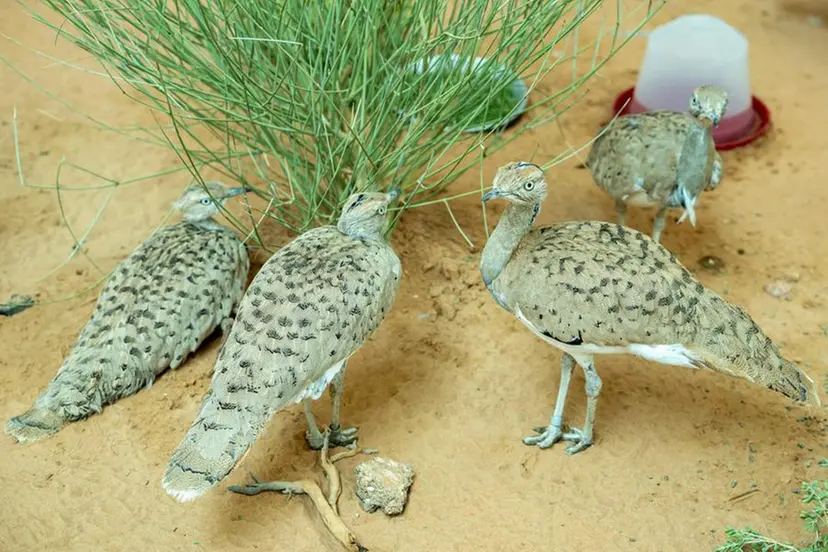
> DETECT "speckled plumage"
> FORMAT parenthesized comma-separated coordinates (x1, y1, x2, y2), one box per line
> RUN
(481, 162, 820, 454)
(162, 191, 401, 502)
(586, 85, 728, 242)
(6, 182, 250, 443)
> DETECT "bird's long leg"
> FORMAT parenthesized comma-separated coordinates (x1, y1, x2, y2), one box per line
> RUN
(652, 205, 668, 243)
(303, 400, 327, 450)
(523, 353, 575, 449)
(327, 368, 358, 449)
(216, 316, 235, 359)
(562, 354, 602, 455)
(708, 152, 723, 190)
(614, 200, 627, 227)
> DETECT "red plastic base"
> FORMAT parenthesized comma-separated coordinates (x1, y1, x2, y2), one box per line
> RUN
(611, 87, 772, 151)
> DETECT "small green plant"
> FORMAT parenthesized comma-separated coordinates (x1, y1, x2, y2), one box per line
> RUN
(715, 469, 827, 552)
(406, 54, 528, 132)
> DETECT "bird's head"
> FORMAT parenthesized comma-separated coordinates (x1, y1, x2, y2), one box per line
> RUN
(482, 162, 547, 206)
(689, 85, 729, 127)
(172, 181, 249, 222)
(337, 189, 399, 239)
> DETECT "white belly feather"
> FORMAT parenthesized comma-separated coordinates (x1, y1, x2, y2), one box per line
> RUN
(623, 189, 658, 208)
(291, 357, 348, 404)
(514, 306, 702, 369)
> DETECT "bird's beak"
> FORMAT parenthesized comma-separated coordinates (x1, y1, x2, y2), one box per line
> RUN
(701, 115, 720, 128)
(223, 186, 248, 198)
(482, 189, 501, 203)
(386, 187, 401, 203)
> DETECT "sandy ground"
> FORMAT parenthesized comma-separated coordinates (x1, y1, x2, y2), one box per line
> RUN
(1, 1, 827, 551)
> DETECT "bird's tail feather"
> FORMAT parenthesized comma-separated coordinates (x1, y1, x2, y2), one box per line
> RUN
(689, 304, 821, 406)
(5, 406, 65, 444)
(6, 349, 154, 444)
(693, 346, 821, 406)
(162, 387, 274, 502)
(772, 358, 821, 406)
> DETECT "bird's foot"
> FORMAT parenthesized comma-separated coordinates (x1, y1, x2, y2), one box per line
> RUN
(306, 424, 358, 450)
(562, 427, 593, 455)
(523, 423, 563, 449)
(523, 423, 593, 454)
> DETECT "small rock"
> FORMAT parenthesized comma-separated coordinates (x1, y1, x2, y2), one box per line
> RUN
(781, 271, 801, 283)
(698, 255, 725, 273)
(354, 457, 415, 516)
(764, 281, 793, 300)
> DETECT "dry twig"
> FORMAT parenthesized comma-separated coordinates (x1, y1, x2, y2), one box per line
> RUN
(228, 431, 373, 552)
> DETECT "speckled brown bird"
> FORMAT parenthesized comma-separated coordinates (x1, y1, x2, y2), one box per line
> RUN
(162, 190, 401, 502)
(586, 85, 728, 242)
(481, 162, 821, 455)
(6, 181, 250, 443)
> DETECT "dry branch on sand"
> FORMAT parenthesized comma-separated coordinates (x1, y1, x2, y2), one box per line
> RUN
(228, 432, 375, 552)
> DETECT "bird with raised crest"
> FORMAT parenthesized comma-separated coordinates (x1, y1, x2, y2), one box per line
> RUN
(480, 162, 821, 455)
(162, 190, 401, 502)
(585, 85, 728, 242)
(6, 181, 251, 443)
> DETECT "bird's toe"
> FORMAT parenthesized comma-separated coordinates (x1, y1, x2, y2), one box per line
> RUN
(562, 428, 593, 455)
(305, 429, 326, 450)
(328, 424, 359, 448)
(523, 424, 563, 449)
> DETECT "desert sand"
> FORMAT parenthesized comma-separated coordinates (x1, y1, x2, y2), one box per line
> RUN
(1, 1, 826, 551)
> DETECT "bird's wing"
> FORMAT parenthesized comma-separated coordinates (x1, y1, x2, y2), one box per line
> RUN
(70, 223, 248, 372)
(587, 112, 689, 203)
(491, 222, 821, 406)
(494, 221, 721, 349)
(211, 225, 401, 412)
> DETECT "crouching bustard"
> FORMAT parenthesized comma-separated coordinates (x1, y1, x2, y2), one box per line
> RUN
(7, 182, 250, 443)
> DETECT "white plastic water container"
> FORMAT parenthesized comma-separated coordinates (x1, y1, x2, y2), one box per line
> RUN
(630, 14, 753, 143)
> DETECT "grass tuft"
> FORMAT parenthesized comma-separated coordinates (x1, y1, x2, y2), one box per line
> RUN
(715, 467, 827, 552)
(7, 0, 661, 250)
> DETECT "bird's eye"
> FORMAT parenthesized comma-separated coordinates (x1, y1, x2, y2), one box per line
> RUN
(200, 198, 212, 205)
(523, 181, 534, 191)
(378, 206, 387, 215)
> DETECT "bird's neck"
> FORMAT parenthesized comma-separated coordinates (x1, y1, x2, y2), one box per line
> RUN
(480, 201, 539, 286)
(342, 230, 384, 242)
(676, 121, 712, 187)
(695, 116, 715, 132)
(188, 217, 224, 232)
